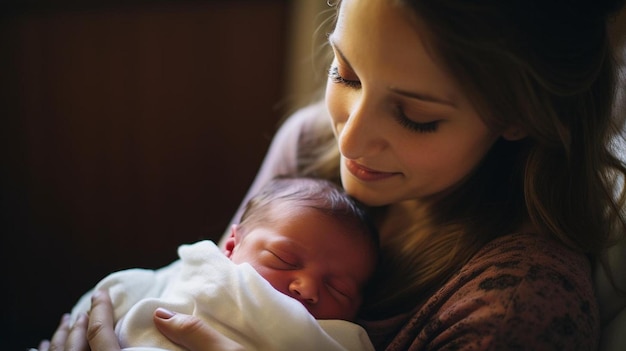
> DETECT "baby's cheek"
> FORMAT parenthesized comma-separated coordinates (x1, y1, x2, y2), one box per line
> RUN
(255, 268, 287, 292)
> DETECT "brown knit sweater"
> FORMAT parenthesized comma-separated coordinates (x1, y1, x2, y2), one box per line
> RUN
(360, 233, 599, 351)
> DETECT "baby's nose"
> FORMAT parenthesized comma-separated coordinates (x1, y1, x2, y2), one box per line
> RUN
(289, 278, 319, 304)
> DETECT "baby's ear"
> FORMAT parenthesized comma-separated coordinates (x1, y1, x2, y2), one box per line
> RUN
(223, 224, 239, 258)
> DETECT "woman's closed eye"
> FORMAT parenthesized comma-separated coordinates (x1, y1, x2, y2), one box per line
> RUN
(328, 66, 361, 89)
(393, 105, 441, 133)
(329, 64, 441, 134)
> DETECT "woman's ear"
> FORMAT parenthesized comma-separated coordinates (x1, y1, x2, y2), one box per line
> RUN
(502, 126, 527, 141)
(223, 224, 239, 258)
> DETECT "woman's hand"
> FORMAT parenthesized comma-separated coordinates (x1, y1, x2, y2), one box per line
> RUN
(37, 290, 244, 351)
(153, 308, 245, 351)
(36, 290, 121, 351)
(36, 313, 89, 351)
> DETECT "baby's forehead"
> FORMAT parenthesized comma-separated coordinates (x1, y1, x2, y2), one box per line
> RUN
(271, 201, 361, 224)
(254, 203, 377, 259)
(257, 217, 375, 256)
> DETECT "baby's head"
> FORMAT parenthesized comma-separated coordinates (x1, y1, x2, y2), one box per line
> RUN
(224, 176, 379, 320)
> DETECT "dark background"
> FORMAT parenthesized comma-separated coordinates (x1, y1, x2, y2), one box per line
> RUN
(2, 1, 623, 350)
(0, 0, 300, 349)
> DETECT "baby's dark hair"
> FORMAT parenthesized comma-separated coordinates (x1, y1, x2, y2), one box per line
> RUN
(238, 176, 379, 251)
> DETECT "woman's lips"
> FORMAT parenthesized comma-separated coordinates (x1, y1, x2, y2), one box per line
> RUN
(345, 159, 399, 181)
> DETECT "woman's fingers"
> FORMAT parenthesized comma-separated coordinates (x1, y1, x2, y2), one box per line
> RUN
(32, 290, 118, 351)
(37, 340, 50, 351)
(65, 313, 90, 351)
(153, 307, 244, 351)
(40, 312, 89, 351)
(47, 313, 71, 350)
(86, 290, 121, 351)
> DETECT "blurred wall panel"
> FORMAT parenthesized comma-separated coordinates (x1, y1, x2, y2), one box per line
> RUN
(0, 1, 290, 349)
(282, 0, 332, 112)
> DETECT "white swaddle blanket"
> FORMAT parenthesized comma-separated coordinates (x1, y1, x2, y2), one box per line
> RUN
(70, 240, 374, 351)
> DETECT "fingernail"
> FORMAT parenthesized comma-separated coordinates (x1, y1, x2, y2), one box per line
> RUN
(37, 340, 50, 351)
(155, 307, 176, 319)
(92, 290, 103, 300)
(58, 313, 70, 327)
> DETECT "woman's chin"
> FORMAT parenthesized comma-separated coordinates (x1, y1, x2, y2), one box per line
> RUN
(341, 178, 394, 207)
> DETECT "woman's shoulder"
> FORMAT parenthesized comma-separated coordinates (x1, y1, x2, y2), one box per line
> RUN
(280, 100, 328, 135)
(434, 232, 599, 349)
(380, 232, 600, 350)
(467, 231, 592, 276)
(267, 100, 330, 163)
(455, 232, 597, 316)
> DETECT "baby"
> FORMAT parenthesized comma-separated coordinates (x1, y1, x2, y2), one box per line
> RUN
(68, 177, 379, 351)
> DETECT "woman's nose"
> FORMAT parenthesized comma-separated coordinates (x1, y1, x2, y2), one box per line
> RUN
(335, 96, 387, 159)
(289, 278, 319, 304)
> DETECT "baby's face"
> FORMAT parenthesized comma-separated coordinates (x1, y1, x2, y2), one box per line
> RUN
(228, 206, 376, 320)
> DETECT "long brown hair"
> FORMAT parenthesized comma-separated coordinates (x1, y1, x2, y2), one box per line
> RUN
(297, 0, 626, 317)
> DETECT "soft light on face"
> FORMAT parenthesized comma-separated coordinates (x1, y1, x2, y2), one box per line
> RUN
(325, 0, 502, 207)
(228, 206, 376, 321)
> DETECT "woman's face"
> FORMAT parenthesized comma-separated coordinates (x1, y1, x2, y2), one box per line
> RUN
(326, 0, 502, 206)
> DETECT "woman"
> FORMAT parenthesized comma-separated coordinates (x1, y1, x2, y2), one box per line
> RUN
(41, 0, 626, 350)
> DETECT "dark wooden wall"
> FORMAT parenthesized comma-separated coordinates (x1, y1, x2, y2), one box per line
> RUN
(0, 1, 291, 349)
